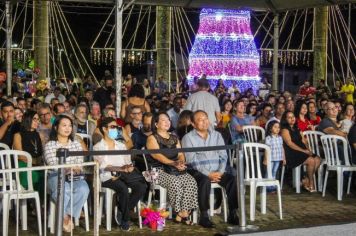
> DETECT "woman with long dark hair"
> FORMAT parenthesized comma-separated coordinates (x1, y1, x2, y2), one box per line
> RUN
(44, 115, 89, 232)
(13, 111, 43, 192)
(295, 100, 314, 132)
(120, 84, 151, 123)
(280, 111, 321, 192)
(146, 112, 198, 224)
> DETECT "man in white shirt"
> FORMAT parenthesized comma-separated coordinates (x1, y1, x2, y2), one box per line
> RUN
(184, 78, 221, 126)
(45, 87, 66, 104)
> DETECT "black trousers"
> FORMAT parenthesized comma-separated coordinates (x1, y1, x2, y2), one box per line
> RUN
(188, 169, 238, 215)
(102, 174, 147, 221)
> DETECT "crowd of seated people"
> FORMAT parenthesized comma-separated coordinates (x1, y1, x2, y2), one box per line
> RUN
(0, 72, 355, 232)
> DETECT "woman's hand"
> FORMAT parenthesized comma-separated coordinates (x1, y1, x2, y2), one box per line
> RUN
(282, 159, 286, 166)
(126, 164, 135, 173)
(304, 149, 313, 156)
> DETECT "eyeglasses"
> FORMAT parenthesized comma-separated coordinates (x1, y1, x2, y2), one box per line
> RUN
(131, 112, 142, 115)
(108, 125, 118, 129)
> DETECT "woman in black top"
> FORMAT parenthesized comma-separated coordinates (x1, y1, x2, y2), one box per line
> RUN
(146, 112, 198, 224)
(280, 111, 321, 192)
(13, 110, 43, 192)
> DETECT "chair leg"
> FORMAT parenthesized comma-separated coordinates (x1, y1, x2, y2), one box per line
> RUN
(347, 172, 352, 195)
(147, 188, 152, 207)
(159, 187, 166, 209)
(35, 194, 43, 236)
(84, 201, 89, 231)
(137, 201, 142, 229)
(99, 194, 103, 226)
(318, 164, 324, 192)
(276, 184, 283, 220)
(49, 201, 55, 234)
(249, 183, 256, 221)
(192, 210, 198, 224)
(260, 187, 267, 214)
(20, 199, 28, 230)
(280, 166, 285, 190)
(322, 170, 329, 197)
(294, 167, 301, 194)
(222, 188, 228, 222)
(209, 188, 214, 217)
(2, 195, 10, 236)
(313, 174, 317, 191)
(105, 190, 113, 231)
(337, 168, 344, 201)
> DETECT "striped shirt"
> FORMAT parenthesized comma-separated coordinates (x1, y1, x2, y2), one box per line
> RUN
(265, 135, 284, 161)
(181, 129, 227, 176)
(44, 140, 84, 166)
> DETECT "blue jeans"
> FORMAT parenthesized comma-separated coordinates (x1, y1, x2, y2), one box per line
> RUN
(265, 161, 281, 192)
(48, 174, 90, 219)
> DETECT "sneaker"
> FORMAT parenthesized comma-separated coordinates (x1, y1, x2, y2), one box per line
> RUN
(198, 216, 214, 228)
(115, 209, 122, 226)
(120, 221, 131, 231)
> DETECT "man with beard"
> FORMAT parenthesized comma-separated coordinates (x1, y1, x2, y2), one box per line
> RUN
(73, 104, 96, 136)
(132, 112, 153, 172)
(132, 112, 153, 150)
(94, 73, 115, 109)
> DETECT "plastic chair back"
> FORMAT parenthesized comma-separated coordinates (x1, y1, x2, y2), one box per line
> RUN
(321, 135, 351, 166)
(243, 142, 271, 179)
(0, 142, 10, 150)
(243, 125, 266, 143)
(303, 130, 324, 156)
(0, 150, 33, 192)
(75, 133, 93, 151)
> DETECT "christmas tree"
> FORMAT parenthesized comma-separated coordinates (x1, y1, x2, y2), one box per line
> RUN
(188, 9, 260, 92)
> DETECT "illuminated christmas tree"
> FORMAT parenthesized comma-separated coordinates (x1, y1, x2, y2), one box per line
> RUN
(188, 9, 260, 92)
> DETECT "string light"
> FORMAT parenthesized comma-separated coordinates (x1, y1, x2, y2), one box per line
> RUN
(259, 50, 312, 67)
(188, 9, 260, 93)
(90, 49, 149, 66)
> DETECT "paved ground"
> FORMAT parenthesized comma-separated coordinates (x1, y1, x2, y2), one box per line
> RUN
(4, 177, 356, 236)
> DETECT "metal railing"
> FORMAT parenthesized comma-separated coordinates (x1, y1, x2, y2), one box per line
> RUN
(1, 144, 257, 235)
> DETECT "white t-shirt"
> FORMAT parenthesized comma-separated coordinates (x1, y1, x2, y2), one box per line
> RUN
(93, 139, 131, 182)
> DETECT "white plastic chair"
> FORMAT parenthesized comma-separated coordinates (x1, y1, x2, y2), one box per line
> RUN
(209, 183, 228, 222)
(48, 199, 89, 233)
(304, 130, 325, 191)
(0, 150, 42, 236)
(98, 187, 142, 231)
(75, 133, 93, 151)
(243, 143, 283, 221)
(0, 142, 10, 150)
(243, 125, 266, 143)
(321, 135, 356, 201)
(143, 152, 197, 224)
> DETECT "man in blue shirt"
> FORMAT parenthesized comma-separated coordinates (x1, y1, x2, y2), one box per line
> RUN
(182, 110, 238, 228)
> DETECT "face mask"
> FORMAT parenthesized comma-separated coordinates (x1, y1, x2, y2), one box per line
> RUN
(108, 128, 118, 140)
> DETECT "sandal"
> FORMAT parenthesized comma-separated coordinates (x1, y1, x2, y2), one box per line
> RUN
(174, 214, 194, 225)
